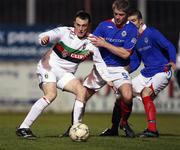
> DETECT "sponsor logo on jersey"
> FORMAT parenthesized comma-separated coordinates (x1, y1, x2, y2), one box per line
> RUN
(53, 42, 89, 63)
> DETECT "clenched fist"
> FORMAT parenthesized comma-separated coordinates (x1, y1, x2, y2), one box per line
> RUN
(40, 36, 49, 45)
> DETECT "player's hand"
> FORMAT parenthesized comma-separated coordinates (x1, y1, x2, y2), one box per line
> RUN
(167, 62, 176, 71)
(91, 37, 106, 47)
(107, 81, 113, 87)
(107, 81, 117, 93)
(88, 35, 106, 47)
(124, 65, 131, 73)
(41, 36, 49, 45)
(87, 34, 98, 42)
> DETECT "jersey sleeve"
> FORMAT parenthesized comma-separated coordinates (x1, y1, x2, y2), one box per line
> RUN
(85, 42, 100, 61)
(87, 43, 110, 81)
(38, 27, 64, 44)
(151, 28, 176, 63)
(129, 49, 141, 73)
(123, 26, 138, 52)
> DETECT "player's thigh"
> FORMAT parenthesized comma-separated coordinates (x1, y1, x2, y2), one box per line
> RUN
(63, 78, 85, 95)
(132, 74, 146, 95)
(56, 72, 76, 90)
(41, 82, 57, 101)
(151, 71, 171, 95)
(112, 77, 132, 101)
(83, 67, 106, 91)
(118, 83, 133, 101)
(37, 61, 57, 84)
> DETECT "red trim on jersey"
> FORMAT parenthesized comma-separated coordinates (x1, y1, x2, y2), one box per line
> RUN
(54, 43, 64, 52)
(106, 18, 124, 29)
(106, 19, 113, 22)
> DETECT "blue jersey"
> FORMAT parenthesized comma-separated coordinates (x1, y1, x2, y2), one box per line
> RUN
(93, 19, 138, 66)
(130, 25, 176, 77)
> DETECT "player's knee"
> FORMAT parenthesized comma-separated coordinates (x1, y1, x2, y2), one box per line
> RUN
(142, 87, 153, 97)
(76, 86, 87, 102)
(122, 92, 133, 103)
(45, 92, 57, 102)
(85, 88, 95, 101)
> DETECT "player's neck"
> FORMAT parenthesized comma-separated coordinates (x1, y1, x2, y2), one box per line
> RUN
(139, 24, 146, 34)
(112, 18, 126, 28)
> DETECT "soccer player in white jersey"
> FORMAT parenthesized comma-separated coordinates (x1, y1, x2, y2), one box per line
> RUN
(16, 10, 108, 139)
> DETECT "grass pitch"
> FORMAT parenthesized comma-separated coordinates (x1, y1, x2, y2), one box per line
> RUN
(0, 113, 180, 150)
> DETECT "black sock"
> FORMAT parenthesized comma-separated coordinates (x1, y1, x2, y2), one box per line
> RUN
(111, 98, 121, 132)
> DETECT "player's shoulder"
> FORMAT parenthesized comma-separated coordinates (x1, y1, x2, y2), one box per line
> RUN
(85, 33, 98, 47)
(147, 26, 162, 36)
(147, 26, 161, 33)
(125, 21, 138, 35)
(54, 26, 72, 31)
(98, 19, 114, 26)
(126, 21, 138, 30)
(51, 26, 69, 33)
(85, 33, 94, 42)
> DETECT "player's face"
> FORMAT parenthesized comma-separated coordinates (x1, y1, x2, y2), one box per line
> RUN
(74, 17, 89, 38)
(113, 8, 127, 25)
(128, 15, 141, 29)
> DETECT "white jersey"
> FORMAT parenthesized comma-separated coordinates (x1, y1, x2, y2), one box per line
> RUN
(38, 26, 110, 82)
(176, 52, 180, 69)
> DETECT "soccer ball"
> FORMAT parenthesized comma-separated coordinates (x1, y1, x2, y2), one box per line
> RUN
(69, 123, 90, 142)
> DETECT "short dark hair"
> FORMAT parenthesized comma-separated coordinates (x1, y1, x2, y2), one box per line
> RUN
(112, 0, 131, 14)
(128, 8, 142, 19)
(74, 10, 91, 23)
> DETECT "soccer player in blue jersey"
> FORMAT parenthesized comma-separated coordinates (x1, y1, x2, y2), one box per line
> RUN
(101, 9, 177, 138)
(68, 0, 138, 138)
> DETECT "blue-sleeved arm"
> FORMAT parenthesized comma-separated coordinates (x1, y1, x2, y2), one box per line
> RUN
(129, 50, 141, 73)
(123, 25, 138, 51)
(151, 28, 176, 63)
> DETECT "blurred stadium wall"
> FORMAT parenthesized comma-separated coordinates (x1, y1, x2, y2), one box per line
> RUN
(0, 0, 180, 113)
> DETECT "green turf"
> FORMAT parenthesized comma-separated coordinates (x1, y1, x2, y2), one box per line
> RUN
(0, 113, 180, 150)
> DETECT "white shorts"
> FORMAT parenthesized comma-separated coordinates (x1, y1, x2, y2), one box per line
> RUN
(132, 70, 172, 98)
(83, 65, 131, 91)
(36, 51, 76, 90)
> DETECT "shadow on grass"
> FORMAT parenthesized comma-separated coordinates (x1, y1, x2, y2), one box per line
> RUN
(160, 133, 180, 137)
(39, 132, 180, 140)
